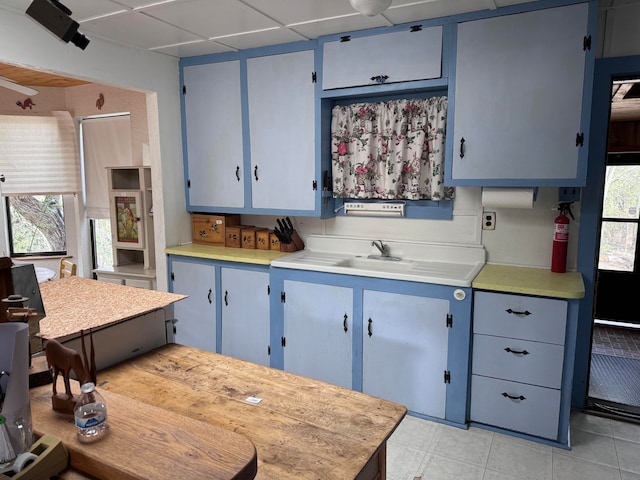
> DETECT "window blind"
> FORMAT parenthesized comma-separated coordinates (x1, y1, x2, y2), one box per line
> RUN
(81, 114, 132, 219)
(0, 111, 82, 195)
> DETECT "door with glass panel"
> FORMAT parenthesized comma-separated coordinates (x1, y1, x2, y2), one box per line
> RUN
(595, 153, 640, 323)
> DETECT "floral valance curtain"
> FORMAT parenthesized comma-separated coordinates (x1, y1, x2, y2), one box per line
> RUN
(331, 97, 453, 201)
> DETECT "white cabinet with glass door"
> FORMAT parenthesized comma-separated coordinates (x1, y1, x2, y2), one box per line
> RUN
(450, 2, 591, 185)
(220, 266, 270, 366)
(170, 259, 216, 352)
(183, 60, 244, 209)
(246, 50, 316, 212)
(282, 279, 353, 389)
(362, 289, 450, 418)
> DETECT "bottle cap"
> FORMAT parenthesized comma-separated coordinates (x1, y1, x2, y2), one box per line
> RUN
(80, 382, 96, 393)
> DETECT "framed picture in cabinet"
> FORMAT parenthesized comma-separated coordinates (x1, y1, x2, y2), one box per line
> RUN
(111, 192, 145, 248)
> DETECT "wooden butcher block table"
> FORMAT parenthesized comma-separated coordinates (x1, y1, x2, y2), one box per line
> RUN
(30, 381, 257, 480)
(95, 344, 407, 480)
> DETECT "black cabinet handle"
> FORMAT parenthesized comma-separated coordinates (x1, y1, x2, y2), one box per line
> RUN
(254, 165, 259, 181)
(207, 288, 212, 304)
(367, 318, 373, 337)
(460, 137, 465, 158)
(343, 314, 348, 333)
(224, 290, 228, 306)
(504, 347, 529, 355)
(505, 308, 532, 316)
(235, 166, 240, 181)
(502, 392, 526, 401)
(370, 74, 389, 84)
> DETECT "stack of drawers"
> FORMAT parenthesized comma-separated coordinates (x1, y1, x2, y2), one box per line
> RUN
(470, 291, 568, 440)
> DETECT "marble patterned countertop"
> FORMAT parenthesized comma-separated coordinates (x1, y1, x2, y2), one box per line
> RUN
(38, 277, 186, 341)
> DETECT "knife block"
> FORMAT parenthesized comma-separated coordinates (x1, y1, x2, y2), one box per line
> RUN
(279, 230, 304, 252)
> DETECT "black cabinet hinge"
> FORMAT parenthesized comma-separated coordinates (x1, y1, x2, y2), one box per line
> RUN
(280, 291, 286, 303)
(267, 285, 271, 295)
(446, 314, 453, 328)
(444, 370, 451, 384)
(312, 180, 318, 191)
(312, 71, 317, 83)
(576, 132, 585, 147)
(170, 272, 174, 281)
(340, 35, 351, 42)
(410, 25, 422, 32)
(583, 35, 592, 51)
(187, 179, 191, 189)
(182, 85, 186, 95)
(268, 345, 271, 356)
(281, 336, 286, 347)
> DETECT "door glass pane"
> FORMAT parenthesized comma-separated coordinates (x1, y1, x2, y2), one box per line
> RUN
(92, 219, 113, 268)
(602, 165, 640, 219)
(598, 221, 637, 271)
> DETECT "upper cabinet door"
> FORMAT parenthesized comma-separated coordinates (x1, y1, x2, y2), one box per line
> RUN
(450, 3, 590, 186)
(247, 50, 316, 212)
(183, 61, 244, 208)
(322, 26, 443, 90)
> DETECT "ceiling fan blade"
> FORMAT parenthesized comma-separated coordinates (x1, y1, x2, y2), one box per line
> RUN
(0, 76, 39, 96)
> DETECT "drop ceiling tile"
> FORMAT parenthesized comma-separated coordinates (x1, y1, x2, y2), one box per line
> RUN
(1, 0, 127, 19)
(384, 0, 492, 23)
(153, 40, 235, 58)
(142, 0, 280, 38)
(215, 28, 309, 51)
(290, 15, 389, 40)
(242, 0, 359, 25)
(81, 11, 202, 49)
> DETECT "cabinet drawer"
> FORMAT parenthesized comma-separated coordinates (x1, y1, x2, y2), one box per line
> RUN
(472, 334, 564, 389)
(470, 375, 560, 440)
(474, 292, 567, 345)
(125, 278, 153, 290)
(322, 26, 442, 90)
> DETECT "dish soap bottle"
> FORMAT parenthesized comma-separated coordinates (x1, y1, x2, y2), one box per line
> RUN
(74, 382, 108, 442)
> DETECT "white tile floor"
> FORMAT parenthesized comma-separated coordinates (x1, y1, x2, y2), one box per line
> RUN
(387, 412, 640, 480)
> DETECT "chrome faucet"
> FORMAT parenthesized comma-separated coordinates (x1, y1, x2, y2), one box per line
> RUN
(371, 240, 390, 257)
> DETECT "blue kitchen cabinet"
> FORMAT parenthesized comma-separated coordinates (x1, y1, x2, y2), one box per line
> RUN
(168, 256, 270, 365)
(322, 24, 443, 90)
(182, 61, 244, 209)
(470, 291, 573, 446)
(362, 289, 449, 419)
(170, 258, 217, 352)
(270, 267, 472, 425)
(281, 279, 353, 388)
(180, 47, 321, 216)
(221, 266, 271, 366)
(448, 2, 594, 186)
(246, 50, 316, 212)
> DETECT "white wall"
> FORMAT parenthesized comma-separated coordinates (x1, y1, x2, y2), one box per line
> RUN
(0, 7, 188, 291)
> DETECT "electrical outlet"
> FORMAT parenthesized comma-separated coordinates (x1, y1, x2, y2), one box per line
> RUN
(482, 211, 496, 230)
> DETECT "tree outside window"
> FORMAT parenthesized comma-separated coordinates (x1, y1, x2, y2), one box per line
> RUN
(6, 195, 66, 256)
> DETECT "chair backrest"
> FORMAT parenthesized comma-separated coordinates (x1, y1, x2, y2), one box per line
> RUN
(59, 259, 77, 279)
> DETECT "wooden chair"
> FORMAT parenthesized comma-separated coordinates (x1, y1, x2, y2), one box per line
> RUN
(59, 259, 77, 279)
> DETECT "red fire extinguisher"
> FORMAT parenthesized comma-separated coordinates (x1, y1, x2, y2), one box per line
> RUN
(551, 202, 573, 273)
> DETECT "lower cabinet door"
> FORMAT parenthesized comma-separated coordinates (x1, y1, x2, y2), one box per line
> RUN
(283, 280, 353, 389)
(221, 267, 270, 366)
(362, 290, 449, 419)
(470, 375, 561, 440)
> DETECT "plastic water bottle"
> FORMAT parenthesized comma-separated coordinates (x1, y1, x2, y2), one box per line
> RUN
(74, 383, 108, 442)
